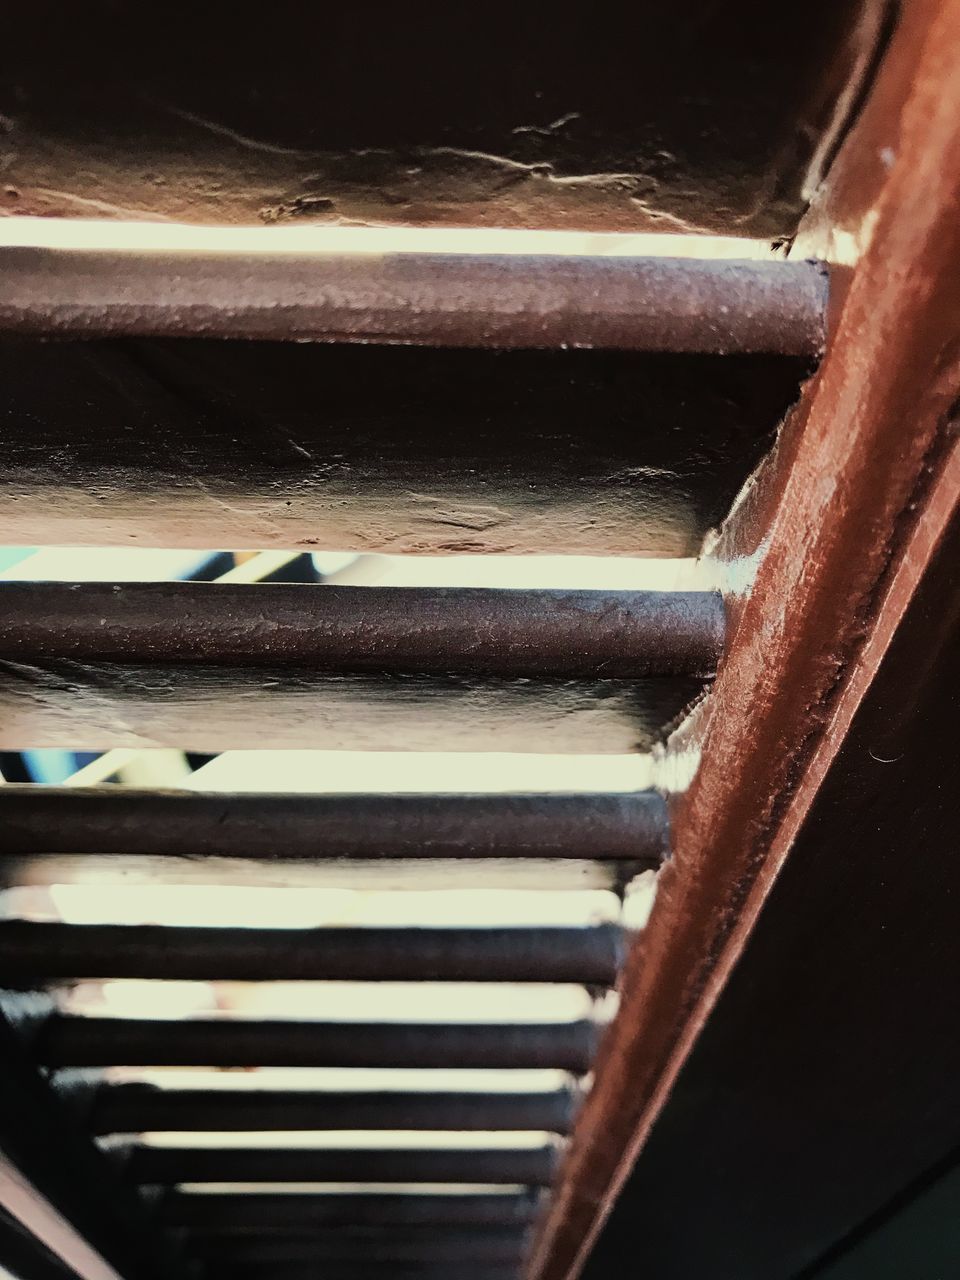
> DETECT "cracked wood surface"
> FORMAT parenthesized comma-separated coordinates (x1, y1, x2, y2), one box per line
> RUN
(0, 1, 868, 235)
(0, 342, 810, 555)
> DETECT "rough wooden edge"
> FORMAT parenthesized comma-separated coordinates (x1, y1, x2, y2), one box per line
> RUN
(528, 2, 960, 1275)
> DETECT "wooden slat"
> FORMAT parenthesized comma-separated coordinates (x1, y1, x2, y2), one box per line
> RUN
(0, 921, 622, 984)
(0, 584, 723, 678)
(203, 1267, 517, 1280)
(89, 1084, 577, 1135)
(160, 1191, 541, 1231)
(41, 1016, 597, 1072)
(0, 341, 809, 557)
(0, 787, 667, 865)
(0, 664, 704, 753)
(125, 1144, 559, 1187)
(0, 251, 827, 357)
(0, 1, 869, 235)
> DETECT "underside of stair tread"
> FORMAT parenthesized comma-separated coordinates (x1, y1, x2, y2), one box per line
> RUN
(0, 0, 866, 235)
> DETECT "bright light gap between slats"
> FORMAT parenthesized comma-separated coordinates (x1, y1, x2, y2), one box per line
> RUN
(174, 1183, 533, 1196)
(0, 217, 778, 261)
(97, 1068, 574, 1094)
(3, 885, 621, 929)
(112, 1132, 559, 1151)
(51, 980, 601, 1024)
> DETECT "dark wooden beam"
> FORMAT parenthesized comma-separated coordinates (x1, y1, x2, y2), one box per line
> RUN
(0, 1006, 182, 1280)
(0, 664, 704, 754)
(88, 1084, 577, 1135)
(40, 1016, 597, 1072)
(0, 787, 666, 866)
(125, 1144, 560, 1187)
(0, 584, 723, 679)
(159, 1191, 541, 1232)
(0, 921, 622, 985)
(203, 1267, 517, 1280)
(0, 251, 827, 357)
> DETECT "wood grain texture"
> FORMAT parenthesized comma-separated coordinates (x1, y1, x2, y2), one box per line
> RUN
(0, 1, 868, 234)
(124, 1144, 560, 1187)
(40, 1016, 598, 1072)
(531, 2, 960, 1275)
(583, 483, 960, 1279)
(0, 920, 623, 984)
(0, 341, 809, 556)
(88, 1084, 577, 1136)
(0, 251, 828, 357)
(0, 662, 704, 753)
(0, 584, 724, 678)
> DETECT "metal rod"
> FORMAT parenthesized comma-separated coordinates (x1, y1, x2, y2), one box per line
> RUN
(89, 1084, 576, 1135)
(0, 250, 828, 356)
(41, 1017, 597, 1072)
(201, 1266, 518, 1280)
(0, 787, 667, 865)
(126, 1144, 559, 1186)
(0, 921, 622, 984)
(188, 1230, 529, 1265)
(159, 1192, 541, 1231)
(0, 584, 723, 679)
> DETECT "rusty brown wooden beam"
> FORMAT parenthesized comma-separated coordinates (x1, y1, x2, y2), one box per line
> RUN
(529, 3, 960, 1277)
(0, 251, 827, 356)
(0, 920, 623, 985)
(0, 2, 869, 236)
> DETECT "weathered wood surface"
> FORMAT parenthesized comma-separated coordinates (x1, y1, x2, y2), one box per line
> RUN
(0, 2, 872, 234)
(0, 342, 809, 555)
(531, 1, 960, 1275)
(0, 663, 705, 753)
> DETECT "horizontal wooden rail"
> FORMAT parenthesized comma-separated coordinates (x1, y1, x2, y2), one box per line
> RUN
(189, 1228, 529, 1265)
(0, 341, 812, 559)
(0, 664, 702, 754)
(0, 921, 622, 984)
(89, 1084, 577, 1135)
(160, 1191, 541, 1230)
(126, 1144, 559, 1186)
(0, 787, 667, 866)
(41, 1017, 597, 1072)
(0, 584, 723, 679)
(0, 250, 828, 356)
